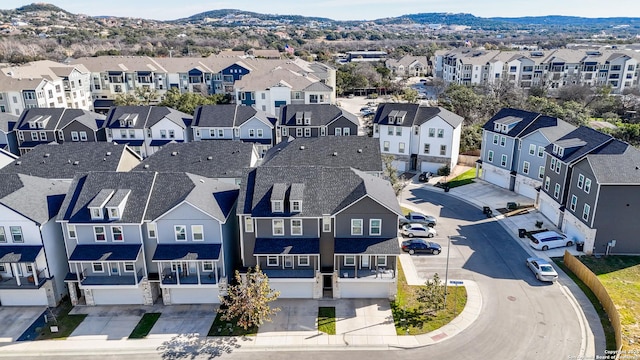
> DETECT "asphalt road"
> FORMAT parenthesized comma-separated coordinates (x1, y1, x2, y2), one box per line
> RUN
(6, 187, 589, 360)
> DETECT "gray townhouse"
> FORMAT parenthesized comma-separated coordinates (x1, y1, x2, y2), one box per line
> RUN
(104, 106, 192, 158)
(192, 104, 276, 157)
(262, 136, 383, 177)
(15, 108, 106, 155)
(237, 165, 402, 299)
(278, 104, 359, 143)
(0, 113, 19, 155)
(479, 108, 576, 200)
(0, 173, 70, 306)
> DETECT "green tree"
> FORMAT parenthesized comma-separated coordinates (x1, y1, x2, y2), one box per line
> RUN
(439, 84, 483, 124)
(382, 154, 403, 195)
(219, 265, 280, 330)
(460, 125, 483, 153)
(159, 88, 229, 114)
(416, 273, 446, 317)
(113, 87, 159, 106)
(402, 88, 419, 103)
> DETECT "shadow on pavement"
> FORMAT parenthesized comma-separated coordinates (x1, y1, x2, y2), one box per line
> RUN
(157, 333, 245, 359)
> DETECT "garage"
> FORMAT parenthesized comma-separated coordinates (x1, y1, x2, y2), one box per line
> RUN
(0, 289, 48, 306)
(483, 166, 510, 189)
(269, 280, 314, 298)
(339, 281, 390, 298)
(420, 161, 439, 174)
(91, 288, 145, 305)
(515, 178, 539, 200)
(538, 196, 560, 226)
(391, 160, 406, 172)
(168, 287, 220, 304)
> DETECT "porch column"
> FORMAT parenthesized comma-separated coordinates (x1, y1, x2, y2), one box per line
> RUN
(214, 262, 218, 283)
(12, 263, 21, 286)
(196, 262, 201, 285)
(31, 262, 37, 282)
(157, 263, 161, 279)
(75, 263, 81, 282)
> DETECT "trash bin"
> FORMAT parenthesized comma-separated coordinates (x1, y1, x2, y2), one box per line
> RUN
(518, 229, 527, 238)
(444, 185, 450, 192)
(483, 206, 491, 214)
(576, 241, 584, 251)
(507, 202, 519, 210)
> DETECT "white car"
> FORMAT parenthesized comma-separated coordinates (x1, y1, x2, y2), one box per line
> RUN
(529, 230, 573, 251)
(526, 257, 559, 282)
(401, 223, 437, 238)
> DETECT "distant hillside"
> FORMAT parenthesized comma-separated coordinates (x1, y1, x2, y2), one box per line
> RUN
(378, 13, 503, 28)
(16, 2, 70, 14)
(174, 8, 334, 24)
(491, 15, 640, 28)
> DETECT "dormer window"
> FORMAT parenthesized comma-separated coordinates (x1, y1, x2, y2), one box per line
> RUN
(295, 111, 303, 125)
(270, 183, 287, 213)
(272, 201, 283, 213)
(303, 111, 311, 125)
(108, 208, 119, 219)
(291, 200, 301, 212)
(105, 189, 131, 220)
(90, 208, 102, 219)
(502, 124, 508, 132)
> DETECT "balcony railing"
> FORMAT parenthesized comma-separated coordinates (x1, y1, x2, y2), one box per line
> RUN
(262, 269, 316, 279)
(338, 267, 395, 280)
(0, 273, 47, 289)
(80, 268, 144, 286)
(160, 268, 218, 286)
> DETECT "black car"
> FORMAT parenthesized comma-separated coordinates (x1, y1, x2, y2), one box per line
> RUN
(418, 172, 432, 182)
(401, 239, 441, 255)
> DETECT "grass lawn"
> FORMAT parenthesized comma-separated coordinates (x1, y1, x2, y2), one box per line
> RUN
(36, 298, 86, 340)
(208, 312, 258, 336)
(391, 263, 467, 335)
(578, 256, 640, 351)
(129, 313, 161, 339)
(317, 307, 336, 335)
(444, 168, 476, 188)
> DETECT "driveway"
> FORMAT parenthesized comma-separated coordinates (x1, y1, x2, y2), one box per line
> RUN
(67, 306, 144, 341)
(0, 306, 45, 342)
(147, 305, 216, 338)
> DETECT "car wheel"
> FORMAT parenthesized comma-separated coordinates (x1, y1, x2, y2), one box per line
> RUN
(566, 241, 574, 247)
(409, 249, 415, 255)
(542, 245, 549, 251)
(408, 233, 414, 238)
(427, 233, 434, 238)
(536, 274, 541, 281)
(432, 249, 440, 255)
(428, 223, 435, 228)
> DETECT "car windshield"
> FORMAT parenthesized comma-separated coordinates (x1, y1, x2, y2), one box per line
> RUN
(540, 265, 554, 272)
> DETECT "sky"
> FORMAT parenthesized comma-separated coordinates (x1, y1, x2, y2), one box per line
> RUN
(3, 0, 640, 21)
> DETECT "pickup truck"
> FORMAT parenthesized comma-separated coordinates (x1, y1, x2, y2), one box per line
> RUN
(398, 212, 437, 228)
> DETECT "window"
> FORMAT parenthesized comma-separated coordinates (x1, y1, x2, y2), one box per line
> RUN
(377, 256, 387, 267)
(147, 223, 157, 238)
(398, 142, 405, 153)
(492, 134, 499, 144)
(344, 255, 355, 266)
(257, 129, 263, 137)
(583, 204, 590, 221)
(554, 183, 561, 199)
(501, 154, 507, 167)
(0, 264, 5, 272)
(291, 219, 303, 235)
(94, 226, 106, 242)
(414, 126, 419, 135)
(9, 226, 23, 243)
(323, 216, 331, 232)
(245, 217, 254, 233)
(429, 128, 435, 137)
(210, 129, 216, 137)
(304, 128, 311, 137)
(174, 225, 186, 241)
(192, 225, 204, 241)
(361, 256, 369, 267)
(249, 129, 255, 137)
(91, 208, 102, 219)
(272, 201, 283, 213)
(109, 208, 119, 219)
(437, 129, 444, 138)
(79, 131, 88, 141)
(296, 128, 303, 137)
(284, 256, 293, 268)
(202, 262, 213, 271)
(440, 145, 446, 156)
(160, 130, 167, 139)
(529, 144, 536, 155)
(343, 127, 350, 136)
(0, 227, 5, 243)
(550, 158, 556, 171)
(373, 124, 378, 134)
(538, 166, 545, 180)
(120, 130, 127, 138)
(383, 141, 390, 152)
(523, 161, 530, 174)
(487, 150, 494, 162)
(71, 131, 79, 141)
(351, 219, 363, 235)
(124, 262, 135, 272)
(584, 178, 591, 193)
(168, 130, 175, 138)
(298, 256, 310, 266)
(570, 195, 577, 211)
(555, 161, 561, 174)
(112, 226, 123, 241)
(92, 263, 104, 272)
(320, 127, 326, 136)
(291, 201, 301, 212)
(31, 132, 39, 141)
(500, 136, 506, 147)
(577, 174, 584, 189)
(424, 143, 430, 154)
(217, 129, 224, 137)
(281, 127, 288, 137)
(370, 219, 381, 236)
(388, 127, 393, 136)
(538, 146, 545, 157)
(128, 130, 135, 138)
(267, 256, 278, 266)
(67, 224, 77, 239)
(272, 219, 284, 236)
(395, 127, 402, 136)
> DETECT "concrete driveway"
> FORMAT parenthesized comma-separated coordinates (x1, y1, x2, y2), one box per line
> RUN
(147, 305, 216, 338)
(0, 306, 45, 342)
(334, 299, 396, 345)
(67, 305, 143, 341)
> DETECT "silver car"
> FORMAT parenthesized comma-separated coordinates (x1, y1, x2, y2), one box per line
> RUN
(401, 223, 437, 238)
(526, 257, 558, 282)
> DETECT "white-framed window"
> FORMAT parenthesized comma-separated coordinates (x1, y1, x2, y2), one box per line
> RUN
(129, 129, 135, 138)
(577, 174, 584, 189)
(257, 129, 263, 138)
(209, 129, 216, 137)
(500, 136, 506, 147)
(351, 219, 363, 236)
(398, 142, 405, 153)
(272, 200, 283, 213)
(555, 161, 561, 174)
(527, 144, 535, 155)
(195, 129, 201, 138)
(373, 124, 378, 134)
(92, 263, 104, 272)
(249, 129, 255, 137)
(120, 129, 127, 138)
(94, 226, 106, 242)
(437, 129, 444, 138)
(202, 261, 213, 271)
(538, 146, 545, 157)
(321, 127, 326, 136)
(77, 131, 87, 141)
(383, 141, 389, 152)
(440, 145, 446, 156)
(492, 134, 499, 144)
(296, 128, 303, 137)
(344, 255, 355, 266)
(377, 256, 387, 267)
(388, 126, 394, 136)
(544, 177, 550, 191)
(147, 223, 157, 238)
(71, 131, 79, 141)
(267, 256, 278, 266)
(370, 219, 382, 236)
(160, 130, 167, 139)
(245, 216, 254, 233)
(550, 158, 556, 171)
(570, 195, 578, 211)
(90, 207, 102, 219)
(192, 225, 204, 241)
(0, 227, 5, 243)
(500, 154, 507, 167)
(522, 161, 530, 174)
(334, 127, 342, 136)
(361, 256, 369, 267)
(67, 224, 77, 239)
(395, 127, 402, 136)
(304, 127, 311, 137)
(424, 143, 430, 154)
(429, 128, 435, 137)
(554, 183, 561, 199)
(39, 131, 47, 141)
(291, 201, 301, 212)
(111, 226, 124, 242)
(168, 130, 175, 138)
(281, 127, 288, 137)
(584, 178, 592, 193)
(272, 219, 284, 236)
(31, 132, 39, 141)
(109, 208, 119, 219)
(538, 166, 545, 179)
(124, 262, 135, 272)
(291, 219, 303, 236)
(343, 127, 350, 136)
(322, 216, 331, 232)
(284, 256, 293, 268)
(298, 256, 310, 266)
(487, 150, 494, 162)
(583, 204, 591, 221)
(217, 129, 224, 137)
(9, 226, 22, 243)
(174, 225, 186, 241)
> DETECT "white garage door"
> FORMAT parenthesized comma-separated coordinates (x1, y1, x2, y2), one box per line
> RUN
(483, 168, 510, 189)
(170, 288, 220, 304)
(539, 198, 559, 225)
(420, 161, 439, 174)
(91, 288, 145, 305)
(269, 280, 314, 298)
(516, 182, 538, 200)
(563, 221, 584, 244)
(391, 160, 406, 172)
(0, 289, 48, 306)
(339, 282, 389, 298)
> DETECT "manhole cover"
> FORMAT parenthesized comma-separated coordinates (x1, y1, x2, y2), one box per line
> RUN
(507, 296, 517, 302)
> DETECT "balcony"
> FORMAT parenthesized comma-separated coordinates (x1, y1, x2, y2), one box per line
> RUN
(160, 270, 218, 286)
(338, 267, 395, 280)
(0, 273, 47, 289)
(262, 269, 316, 279)
(79, 268, 144, 287)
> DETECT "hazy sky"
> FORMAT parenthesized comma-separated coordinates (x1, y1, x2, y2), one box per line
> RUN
(3, 0, 640, 21)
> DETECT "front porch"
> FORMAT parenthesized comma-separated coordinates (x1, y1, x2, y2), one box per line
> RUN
(0, 274, 47, 289)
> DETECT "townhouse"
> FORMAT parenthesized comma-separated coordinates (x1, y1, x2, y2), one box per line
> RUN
(479, 108, 576, 200)
(237, 166, 402, 299)
(0, 173, 70, 306)
(385, 55, 430, 77)
(372, 103, 463, 173)
(104, 105, 191, 158)
(192, 104, 276, 156)
(278, 104, 359, 142)
(0, 113, 18, 155)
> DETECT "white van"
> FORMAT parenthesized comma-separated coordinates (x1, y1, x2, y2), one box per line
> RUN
(529, 231, 573, 251)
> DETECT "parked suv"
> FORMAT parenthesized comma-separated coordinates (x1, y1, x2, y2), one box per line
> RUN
(529, 231, 573, 251)
(399, 212, 437, 228)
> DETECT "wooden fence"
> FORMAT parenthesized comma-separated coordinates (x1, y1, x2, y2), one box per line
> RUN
(563, 251, 623, 357)
(458, 155, 479, 167)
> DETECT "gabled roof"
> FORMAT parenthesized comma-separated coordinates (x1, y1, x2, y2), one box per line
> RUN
(192, 104, 274, 128)
(584, 140, 640, 185)
(57, 109, 105, 131)
(303, 82, 333, 92)
(238, 166, 401, 217)
(0, 113, 19, 133)
(279, 104, 358, 127)
(0, 173, 69, 225)
(133, 141, 257, 179)
(1, 142, 140, 179)
(373, 103, 463, 128)
(545, 126, 613, 164)
(15, 108, 66, 131)
(57, 171, 156, 223)
(104, 106, 191, 129)
(520, 115, 577, 142)
(262, 137, 382, 172)
(482, 108, 542, 137)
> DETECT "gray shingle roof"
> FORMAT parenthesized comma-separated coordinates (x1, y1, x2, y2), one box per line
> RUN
(57, 109, 105, 131)
(0, 113, 19, 133)
(15, 108, 66, 131)
(192, 104, 273, 128)
(261, 137, 382, 172)
(373, 103, 463, 128)
(133, 141, 257, 179)
(280, 104, 357, 127)
(0, 142, 139, 179)
(254, 238, 320, 255)
(0, 174, 70, 225)
(482, 108, 541, 136)
(585, 140, 640, 184)
(152, 243, 222, 261)
(334, 237, 400, 255)
(238, 166, 401, 217)
(546, 126, 613, 164)
(104, 106, 191, 129)
(69, 244, 141, 261)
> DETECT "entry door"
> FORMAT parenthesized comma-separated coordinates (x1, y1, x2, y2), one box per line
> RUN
(323, 275, 332, 290)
